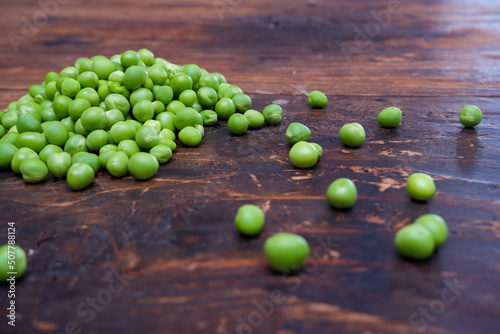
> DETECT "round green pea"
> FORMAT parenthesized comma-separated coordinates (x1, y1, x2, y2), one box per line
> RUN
(123, 66, 147, 90)
(228, 114, 248, 135)
(67, 163, 95, 190)
(166, 100, 186, 115)
(395, 224, 435, 260)
(289, 141, 318, 168)
(43, 121, 69, 147)
(81, 107, 107, 131)
(406, 173, 436, 201)
(11, 147, 38, 174)
(128, 152, 159, 180)
(200, 110, 218, 126)
(326, 178, 357, 209)
(377, 107, 402, 128)
(147, 65, 168, 85)
(16, 132, 46, 153)
(132, 100, 154, 122)
(52, 95, 73, 120)
(183, 64, 202, 84)
(232, 93, 252, 113)
(158, 138, 176, 152)
(156, 112, 176, 131)
(339, 123, 365, 147)
(307, 90, 328, 108)
(64, 134, 87, 156)
(243, 110, 265, 128)
(105, 109, 125, 130)
(105, 94, 130, 115)
(61, 78, 81, 97)
(39, 144, 63, 163)
(159, 129, 176, 141)
(264, 233, 310, 273)
(197, 87, 218, 107)
(459, 105, 482, 127)
(135, 126, 159, 150)
(138, 49, 154, 66)
(178, 126, 202, 147)
(215, 97, 236, 120)
(170, 73, 193, 97)
(414, 214, 448, 246)
(110, 122, 136, 143)
(155, 86, 174, 105)
(179, 89, 197, 107)
(117, 140, 141, 158)
(106, 151, 129, 177)
(20, 158, 48, 183)
(174, 107, 198, 130)
(234, 204, 265, 236)
(0, 244, 27, 281)
(46, 152, 72, 177)
(262, 104, 282, 124)
(149, 145, 172, 164)
(72, 152, 100, 173)
(120, 50, 140, 68)
(286, 122, 311, 145)
(92, 58, 116, 80)
(0, 143, 18, 169)
(68, 98, 91, 121)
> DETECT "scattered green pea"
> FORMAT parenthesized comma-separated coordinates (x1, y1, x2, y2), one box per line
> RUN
(395, 224, 435, 260)
(0, 143, 18, 169)
(215, 97, 236, 120)
(406, 172, 436, 201)
(326, 178, 357, 209)
(228, 114, 248, 135)
(459, 105, 482, 127)
(0, 244, 27, 281)
(67, 163, 95, 190)
(289, 141, 318, 168)
(243, 110, 265, 128)
(47, 152, 72, 177)
(414, 214, 448, 246)
(20, 158, 48, 183)
(179, 126, 202, 147)
(149, 145, 172, 164)
(264, 233, 310, 273)
(106, 151, 129, 177)
(307, 90, 328, 108)
(128, 152, 159, 180)
(234, 204, 265, 236)
(377, 107, 402, 128)
(339, 123, 365, 147)
(286, 122, 311, 145)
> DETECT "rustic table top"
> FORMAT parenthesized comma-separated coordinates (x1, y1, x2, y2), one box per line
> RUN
(0, 0, 499, 333)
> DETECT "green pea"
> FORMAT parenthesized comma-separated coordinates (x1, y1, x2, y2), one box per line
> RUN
(243, 110, 265, 128)
(20, 158, 48, 183)
(158, 138, 177, 151)
(307, 90, 328, 108)
(105, 94, 130, 115)
(198, 74, 219, 91)
(138, 48, 154, 66)
(1, 110, 18, 130)
(135, 126, 159, 150)
(91, 58, 115, 80)
(47, 152, 72, 177)
(129, 88, 154, 107)
(459, 105, 482, 127)
(218, 85, 234, 99)
(64, 134, 87, 156)
(394, 224, 435, 260)
(339, 123, 365, 147)
(120, 50, 140, 68)
(110, 122, 136, 143)
(0, 143, 18, 169)
(147, 65, 167, 85)
(183, 64, 202, 84)
(125, 119, 142, 132)
(197, 87, 218, 107)
(60, 116, 75, 133)
(152, 101, 165, 115)
(170, 73, 193, 97)
(326, 178, 357, 209)
(43, 121, 69, 147)
(228, 114, 248, 135)
(159, 129, 176, 141)
(71, 152, 100, 173)
(123, 66, 147, 90)
(212, 72, 226, 84)
(194, 124, 205, 137)
(179, 126, 202, 147)
(264, 233, 310, 273)
(406, 173, 436, 201)
(234, 204, 265, 236)
(81, 107, 107, 131)
(77, 71, 99, 89)
(215, 97, 236, 120)
(174, 107, 198, 130)
(61, 78, 81, 97)
(166, 100, 186, 115)
(154, 86, 174, 105)
(68, 98, 91, 120)
(414, 214, 448, 246)
(0, 244, 27, 281)
(143, 120, 162, 133)
(105, 109, 125, 130)
(0, 133, 19, 146)
(16, 114, 42, 133)
(128, 152, 159, 180)
(106, 151, 129, 177)
(39, 144, 63, 163)
(309, 143, 323, 157)
(16, 132, 46, 153)
(67, 162, 95, 190)
(286, 122, 311, 145)
(377, 107, 402, 128)
(289, 141, 318, 168)
(132, 100, 154, 122)
(117, 140, 141, 158)
(60, 66, 79, 79)
(156, 112, 176, 131)
(75, 87, 100, 107)
(149, 145, 172, 164)
(11, 147, 38, 173)
(200, 110, 218, 126)
(232, 93, 252, 113)
(178, 89, 196, 107)
(41, 108, 57, 122)
(45, 71, 59, 83)
(52, 95, 73, 120)
(262, 104, 282, 124)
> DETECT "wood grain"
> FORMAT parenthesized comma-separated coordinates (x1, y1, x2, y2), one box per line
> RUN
(0, 0, 499, 333)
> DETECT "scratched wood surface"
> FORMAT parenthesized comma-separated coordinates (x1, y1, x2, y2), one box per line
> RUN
(0, 0, 499, 333)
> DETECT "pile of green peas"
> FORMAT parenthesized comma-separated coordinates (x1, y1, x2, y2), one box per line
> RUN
(0, 49, 285, 190)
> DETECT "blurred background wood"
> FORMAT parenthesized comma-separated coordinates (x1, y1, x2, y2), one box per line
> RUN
(0, 0, 499, 333)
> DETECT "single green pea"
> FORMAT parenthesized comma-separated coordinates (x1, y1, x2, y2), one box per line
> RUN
(243, 110, 265, 128)
(228, 114, 248, 135)
(286, 122, 311, 145)
(67, 163, 95, 190)
(45, 71, 59, 83)
(197, 87, 218, 107)
(178, 89, 197, 107)
(377, 107, 402, 128)
(264, 233, 310, 273)
(152, 101, 165, 115)
(99, 144, 118, 156)
(61, 78, 81, 97)
(262, 104, 282, 124)
(106, 151, 129, 177)
(120, 50, 140, 68)
(1, 110, 18, 129)
(72, 152, 100, 173)
(179, 126, 202, 147)
(234, 204, 265, 236)
(11, 147, 39, 174)
(64, 134, 87, 156)
(39, 144, 63, 163)
(125, 119, 142, 132)
(156, 112, 176, 131)
(132, 100, 154, 122)
(395, 224, 435, 260)
(138, 48, 154, 66)
(128, 152, 159, 180)
(45, 81, 58, 100)
(326, 178, 357, 209)
(198, 74, 219, 91)
(123, 66, 147, 90)
(215, 97, 236, 120)
(97, 83, 110, 101)
(218, 85, 234, 99)
(183, 64, 202, 84)
(117, 140, 141, 158)
(20, 158, 48, 183)
(155, 86, 174, 105)
(157, 138, 177, 152)
(109, 122, 136, 144)
(43, 121, 69, 147)
(78, 59, 93, 73)
(129, 88, 154, 107)
(68, 98, 91, 120)
(159, 129, 176, 141)
(75, 87, 100, 107)
(166, 100, 186, 115)
(212, 72, 226, 84)
(147, 65, 168, 85)
(174, 107, 198, 130)
(200, 110, 218, 126)
(0, 133, 19, 146)
(46, 151, 72, 177)
(414, 214, 448, 246)
(105, 93, 130, 115)
(92, 58, 116, 80)
(149, 145, 172, 164)
(0, 244, 27, 281)
(459, 105, 482, 127)
(289, 141, 318, 168)
(77, 71, 99, 89)
(192, 100, 204, 112)
(60, 116, 75, 133)
(16, 132, 47, 153)
(135, 126, 159, 150)
(0, 143, 18, 169)
(60, 66, 79, 79)
(16, 114, 42, 133)
(170, 73, 193, 97)
(406, 173, 436, 201)
(80, 107, 107, 131)
(307, 90, 328, 108)
(52, 95, 73, 120)
(309, 143, 323, 157)
(232, 93, 252, 113)
(105, 109, 125, 130)
(339, 123, 365, 147)
(41, 108, 58, 122)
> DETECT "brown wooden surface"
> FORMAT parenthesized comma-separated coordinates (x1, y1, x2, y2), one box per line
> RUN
(0, 0, 499, 333)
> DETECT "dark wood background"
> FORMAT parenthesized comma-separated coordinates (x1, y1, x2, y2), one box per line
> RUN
(0, 0, 499, 333)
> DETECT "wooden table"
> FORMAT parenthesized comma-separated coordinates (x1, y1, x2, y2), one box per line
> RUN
(1, 0, 499, 333)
